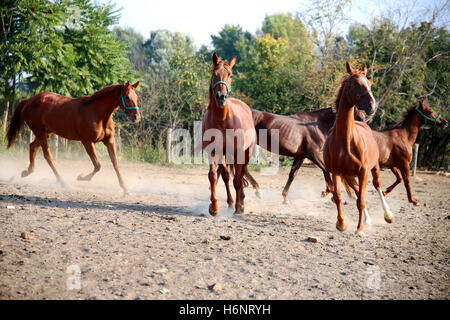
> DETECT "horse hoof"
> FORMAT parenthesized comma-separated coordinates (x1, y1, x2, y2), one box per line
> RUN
(77, 174, 85, 181)
(209, 206, 218, 216)
(411, 200, 419, 206)
(336, 221, 346, 232)
(123, 191, 129, 197)
(21, 170, 29, 178)
(384, 212, 394, 224)
(255, 189, 263, 199)
(282, 199, 289, 205)
(228, 202, 234, 208)
(356, 230, 365, 237)
(321, 191, 329, 198)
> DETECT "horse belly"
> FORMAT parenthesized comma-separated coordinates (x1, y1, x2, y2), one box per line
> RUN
(42, 108, 80, 140)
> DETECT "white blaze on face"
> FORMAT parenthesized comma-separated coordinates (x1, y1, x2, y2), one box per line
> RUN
(362, 77, 376, 107)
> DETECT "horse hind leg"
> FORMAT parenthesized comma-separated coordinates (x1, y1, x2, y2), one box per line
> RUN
(77, 141, 101, 182)
(244, 166, 262, 199)
(21, 136, 41, 178)
(220, 164, 234, 208)
(383, 167, 402, 196)
(371, 166, 394, 223)
(40, 134, 66, 187)
(282, 158, 303, 204)
(233, 164, 245, 214)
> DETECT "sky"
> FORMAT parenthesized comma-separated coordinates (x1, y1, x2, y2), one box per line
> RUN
(96, 0, 447, 49)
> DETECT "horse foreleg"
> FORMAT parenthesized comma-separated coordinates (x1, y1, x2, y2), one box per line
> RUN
(233, 164, 244, 214)
(371, 166, 394, 223)
(78, 141, 101, 182)
(332, 174, 346, 231)
(21, 137, 41, 178)
(103, 137, 128, 196)
(383, 167, 402, 196)
(244, 166, 262, 199)
(41, 136, 66, 187)
(399, 164, 418, 206)
(208, 163, 219, 216)
(282, 158, 303, 204)
(356, 169, 369, 234)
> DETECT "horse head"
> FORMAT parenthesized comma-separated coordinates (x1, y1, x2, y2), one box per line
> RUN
(416, 99, 448, 128)
(121, 81, 141, 123)
(345, 62, 377, 121)
(210, 52, 236, 108)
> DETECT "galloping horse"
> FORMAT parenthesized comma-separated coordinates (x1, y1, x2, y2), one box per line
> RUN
(218, 107, 362, 205)
(6, 81, 141, 195)
(373, 100, 448, 205)
(324, 62, 393, 234)
(202, 52, 256, 215)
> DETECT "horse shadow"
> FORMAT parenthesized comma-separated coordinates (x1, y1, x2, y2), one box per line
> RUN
(1, 193, 205, 219)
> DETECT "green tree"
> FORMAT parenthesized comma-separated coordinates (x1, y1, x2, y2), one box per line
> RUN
(143, 29, 195, 77)
(211, 24, 254, 71)
(0, 0, 67, 131)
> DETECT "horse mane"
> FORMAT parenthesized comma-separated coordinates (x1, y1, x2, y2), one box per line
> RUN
(333, 77, 348, 112)
(380, 105, 418, 131)
(78, 84, 122, 103)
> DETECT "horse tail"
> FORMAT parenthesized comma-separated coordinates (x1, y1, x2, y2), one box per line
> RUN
(6, 100, 26, 149)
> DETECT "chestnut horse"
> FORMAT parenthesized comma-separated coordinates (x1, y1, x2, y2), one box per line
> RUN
(373, 100, 448, 205)
(324, 62, 393, 234)
(217, 107, 362, 206)
(202, 52, 256, 215)
(6, 81, 141, 195)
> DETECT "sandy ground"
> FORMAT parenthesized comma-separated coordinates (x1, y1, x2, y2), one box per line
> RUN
(0, 154, 448, 300)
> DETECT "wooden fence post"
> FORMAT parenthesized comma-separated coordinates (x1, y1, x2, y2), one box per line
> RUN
(2, 100, 9, 133)
(54, 134, 59, 160)
(166, 128, 173, 164)
(412, 143, 419, 176)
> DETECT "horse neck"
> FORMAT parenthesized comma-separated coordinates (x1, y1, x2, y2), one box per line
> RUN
(335, 94, 356, 143)
(399, 110, 423, 144)
(89, 86, 121, 121)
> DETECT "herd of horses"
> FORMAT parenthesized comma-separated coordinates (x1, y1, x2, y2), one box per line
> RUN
(5, 52, 447, 234)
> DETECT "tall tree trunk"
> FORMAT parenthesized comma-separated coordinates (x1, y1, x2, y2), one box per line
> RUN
(2, 100, 9, 133)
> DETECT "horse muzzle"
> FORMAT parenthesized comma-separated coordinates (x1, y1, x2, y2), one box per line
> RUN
(215, 92, 228, 108)
(439, 118, 448, 128)
(130, 113, 141, 123)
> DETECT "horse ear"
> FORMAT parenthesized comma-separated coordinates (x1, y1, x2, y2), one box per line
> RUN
(125, 81, 130, 87)
(212, 52, 219, 66)
(132, 81, 140, 88)
(346, 61, 354, 75)
(419, 99, 425, 108)
(229, 56, 237, 69)
(362, 65, 367, 76)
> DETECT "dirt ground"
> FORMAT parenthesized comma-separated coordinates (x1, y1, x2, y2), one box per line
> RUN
(0, 154, 448, 300)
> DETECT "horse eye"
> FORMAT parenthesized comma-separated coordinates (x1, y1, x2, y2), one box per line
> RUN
(126, 96, 130, 101)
